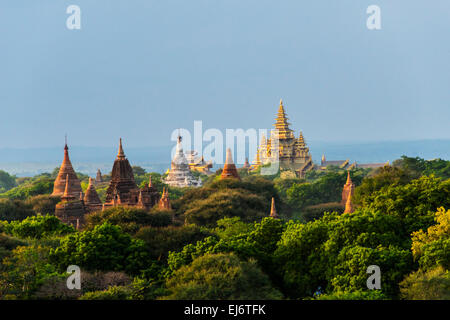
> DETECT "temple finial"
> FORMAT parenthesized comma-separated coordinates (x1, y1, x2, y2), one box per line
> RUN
(117, 138, 125, 159)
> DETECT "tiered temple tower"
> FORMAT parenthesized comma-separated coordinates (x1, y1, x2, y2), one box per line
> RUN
(55, 174, 86, 227)
(84, 177, 103, 213)
(137, 176, 160, 210)
(103, 138, 157, 210)
(164, 135, 202, 187)
(221, 148, 240, 180)
(254, 99, 314, 178)
(52, 142, 82, 197)
(342, 171, 355, 205)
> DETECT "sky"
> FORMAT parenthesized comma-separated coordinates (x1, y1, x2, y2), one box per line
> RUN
(0, 0, 449, 149)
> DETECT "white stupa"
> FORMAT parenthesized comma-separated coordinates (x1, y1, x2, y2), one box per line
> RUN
(164, 135, 202, 187)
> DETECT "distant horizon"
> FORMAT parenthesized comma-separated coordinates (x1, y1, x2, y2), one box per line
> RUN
(1, 138, 449, 177)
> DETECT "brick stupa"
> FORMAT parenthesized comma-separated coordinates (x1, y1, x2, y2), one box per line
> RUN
(52, 142, 82, 198)
(137, 176, 160, 210)
(220, 148, 240, 180)
(103, 138, 141, 209)
(84, 177, 103, 213)
(55, 174, 86, 227)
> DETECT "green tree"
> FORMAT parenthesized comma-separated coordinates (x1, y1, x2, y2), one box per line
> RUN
(0, 170, 16, 193)
(162, 253, 283, 300)
(3, 214, 74, 239)
(84, 206, 172, 234)
(50, 223, 150, 275)
(399, 266, 450, 300)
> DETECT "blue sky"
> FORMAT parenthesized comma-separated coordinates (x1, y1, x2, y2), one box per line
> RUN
(0, 0, 449, 148)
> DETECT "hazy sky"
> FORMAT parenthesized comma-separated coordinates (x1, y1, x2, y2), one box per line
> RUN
(0, 0, 449, 148)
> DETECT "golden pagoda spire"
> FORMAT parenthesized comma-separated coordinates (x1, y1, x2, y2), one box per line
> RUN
(270, 197, 279, 219)
(117, 138, 125, 159)
(273, 99, 294, 139)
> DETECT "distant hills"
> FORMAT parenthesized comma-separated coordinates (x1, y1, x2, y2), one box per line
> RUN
(0, 139, 449, 177)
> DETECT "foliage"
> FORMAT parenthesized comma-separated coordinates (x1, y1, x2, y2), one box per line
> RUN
(0, 177, 54, 200)
(0, 170, 16, 193)
(286, 171, 364, 210)
(184, 189, 267, 227)
(0, 198, 34, 222)
(314, 289, 387, 300)
(301, 202, 344, 222)
(25, 195, 61, 215)
(0, 245, 59, 298)
(394, 156, 450, 180)
(399, 266, 450, 300)
(364, 176, 450, 235)
(79, 285, 132, 300)
(162, 253, 283, 300)
(49, 223, 150, 275)
(135, 224, 211, 261)
(411, 207, 450, 270)
(3, 214, 74, 239)
(85, 206, 172, 234)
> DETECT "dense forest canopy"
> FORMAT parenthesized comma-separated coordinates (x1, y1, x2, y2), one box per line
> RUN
(0, 156, 449, 300)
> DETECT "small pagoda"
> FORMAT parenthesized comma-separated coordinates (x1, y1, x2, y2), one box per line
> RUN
(164, 135, 202, 187)
(55, 174, 86, 227)
(221, 148, 240, 180)
(158, 187, 171, 210)
(137, 176, 160, 210)
(84, 177, 102, 213)
(52, 141, 82, 198)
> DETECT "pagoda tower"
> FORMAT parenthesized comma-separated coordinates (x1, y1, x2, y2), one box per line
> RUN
(158, 187, 171, 210)
(221, 148, 240, 180)
(84, 177, 103, 213)
(269, 197, 279, 219)
(52, 141, 82, 197)
(103, 138, 140, 209)
(164, 135, 202, 187)
(273, 99, 295, 141)
(95, 169, 103, 184)
(255, 99, 314, 178)
(342, 171, 355, 205)
(138, 176, 160, 210)
(344, 192, 355, 214)
(55, 174, 86, 227)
